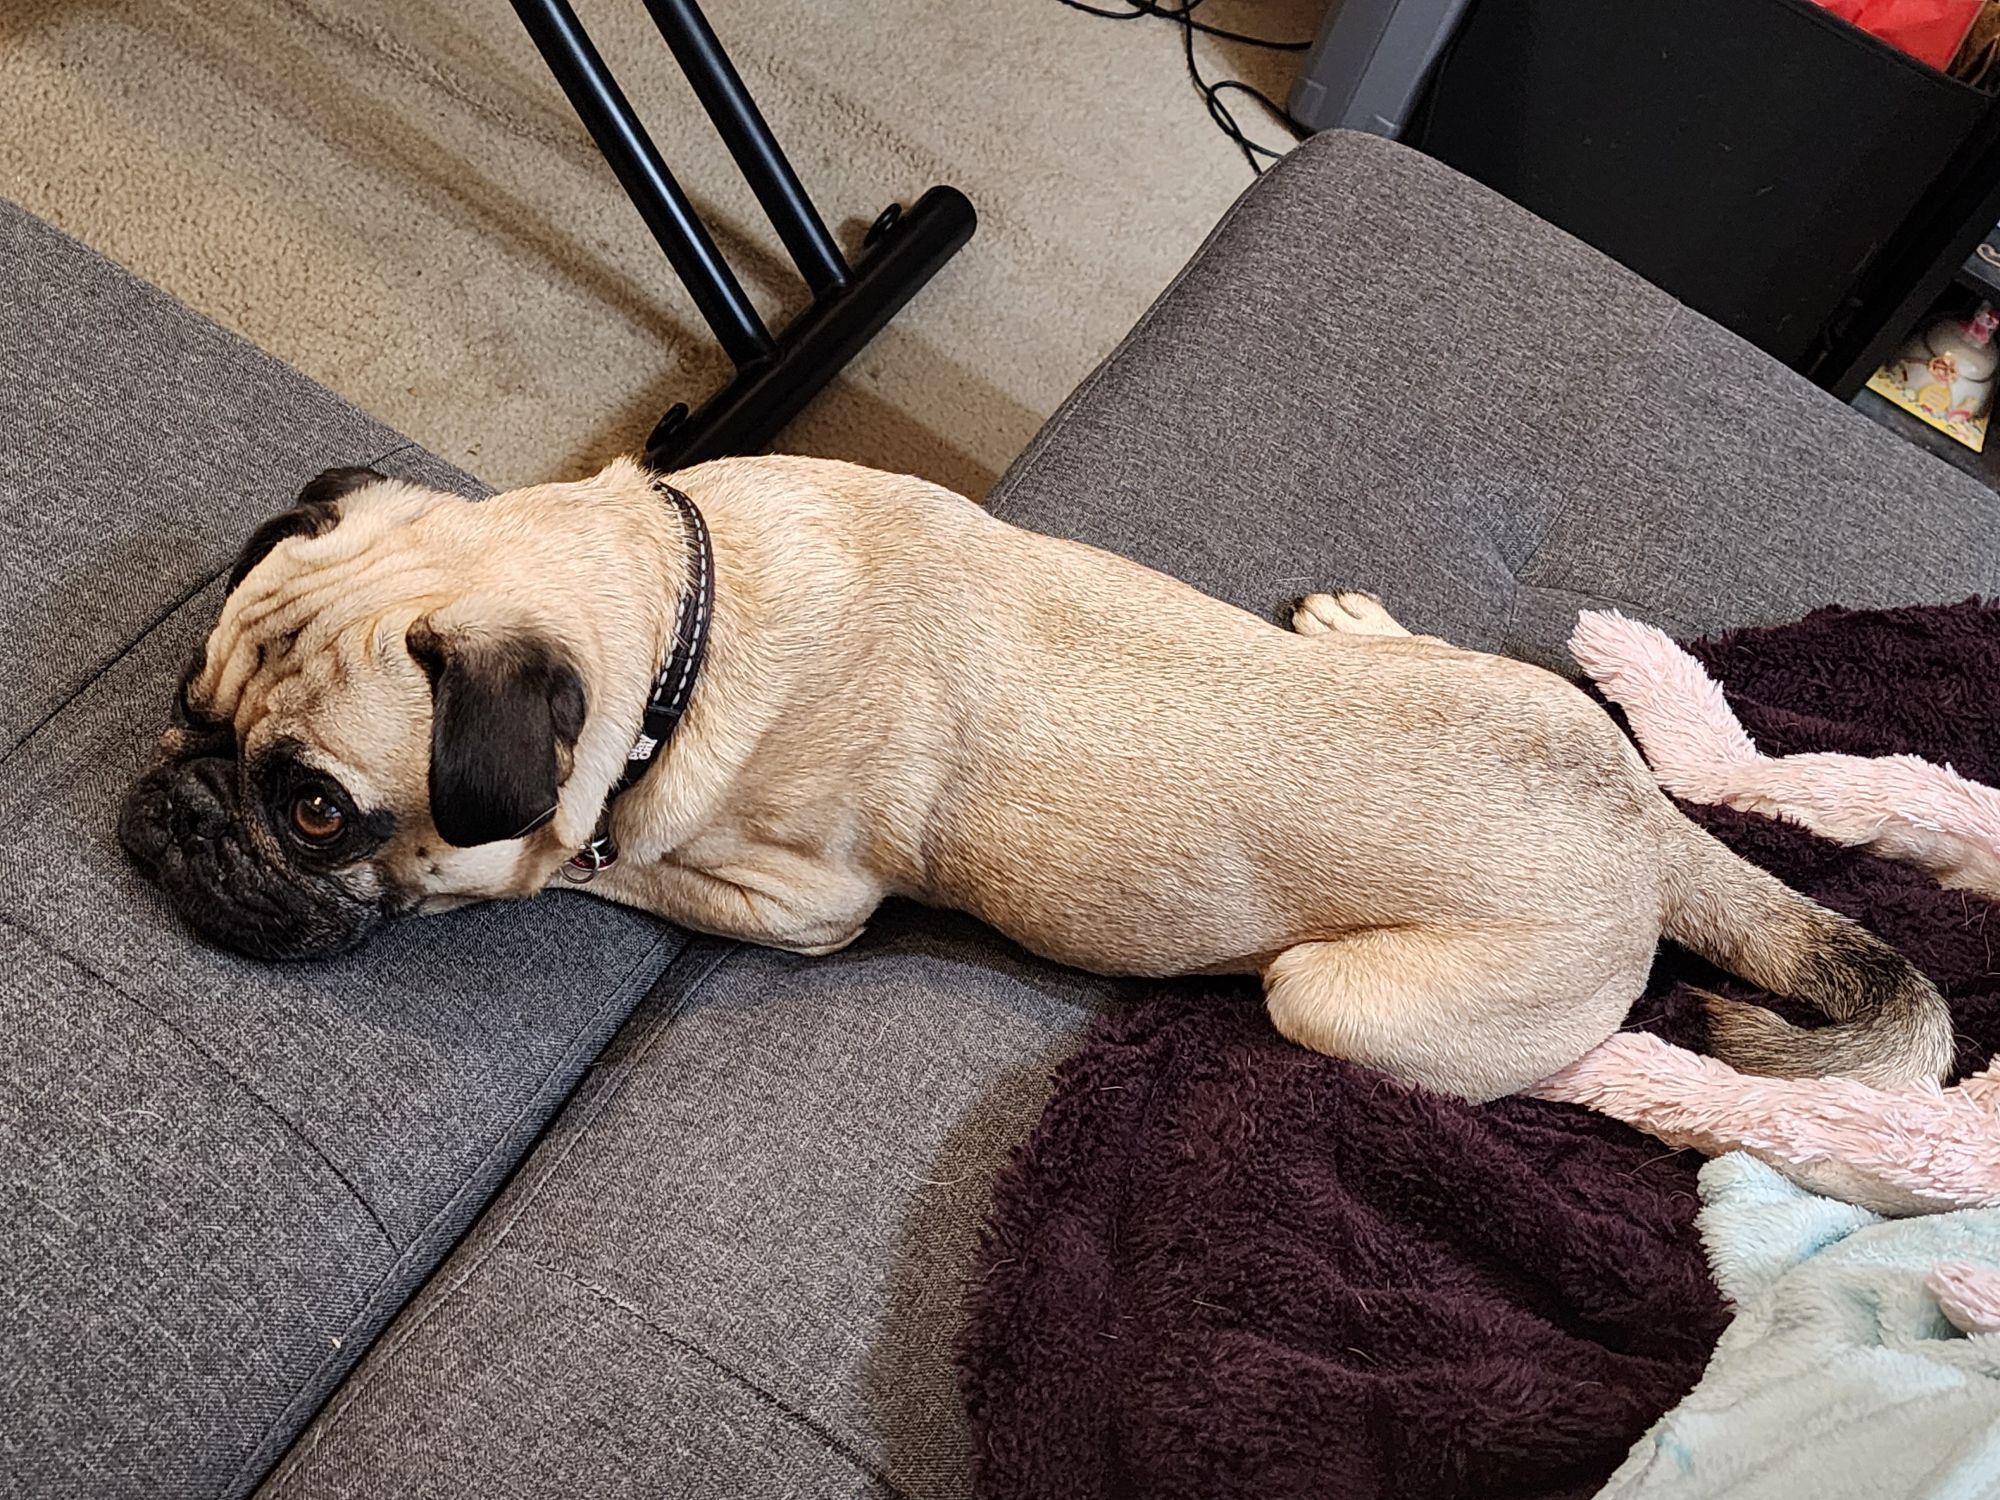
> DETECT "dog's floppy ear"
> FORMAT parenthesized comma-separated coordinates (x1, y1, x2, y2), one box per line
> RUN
(406, 620, 588, 848)
(226, 467, 382, 593)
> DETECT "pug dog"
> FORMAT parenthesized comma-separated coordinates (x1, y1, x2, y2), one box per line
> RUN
(120, 455, 1952, 1101)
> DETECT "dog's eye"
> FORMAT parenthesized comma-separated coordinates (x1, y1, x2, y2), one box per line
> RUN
(290, 793, 346, 843)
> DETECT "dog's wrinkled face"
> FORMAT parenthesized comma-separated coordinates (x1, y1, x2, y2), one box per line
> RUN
(119, 468, 587, 960)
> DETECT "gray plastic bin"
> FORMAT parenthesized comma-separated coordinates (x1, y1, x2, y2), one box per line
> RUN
(1288, 0, 1473, 136)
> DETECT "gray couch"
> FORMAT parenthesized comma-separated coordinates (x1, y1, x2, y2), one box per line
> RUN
(5, 130, 1998, 1499)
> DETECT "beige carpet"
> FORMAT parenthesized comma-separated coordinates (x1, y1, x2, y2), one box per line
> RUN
(0, 0, 1316, 497)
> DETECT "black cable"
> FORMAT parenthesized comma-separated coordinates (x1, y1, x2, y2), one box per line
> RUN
(1055, 0, 1308, 175)
(1171, 0, 1307, 175)
(1053, 0, 1311, 50)
(1206, 80, 1298, 168)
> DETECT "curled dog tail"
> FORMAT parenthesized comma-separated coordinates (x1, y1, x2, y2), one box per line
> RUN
(1659, 818, 1954, 1089)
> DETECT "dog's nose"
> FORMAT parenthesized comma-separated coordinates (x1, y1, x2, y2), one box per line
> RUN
(169, 760, 237, 842)
(168, 795, 205, 846)
(119, 755, 240, 876)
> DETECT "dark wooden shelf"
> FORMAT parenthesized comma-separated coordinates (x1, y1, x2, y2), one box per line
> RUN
(1954, 222, 2000, 301)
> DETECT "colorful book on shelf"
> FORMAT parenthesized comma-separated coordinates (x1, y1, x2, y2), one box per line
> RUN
(1869, 306, 1998, 453)
(1864, 368, 1992, 452)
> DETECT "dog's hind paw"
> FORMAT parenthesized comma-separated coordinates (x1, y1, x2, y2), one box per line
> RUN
(1292, 592, 1410, 638)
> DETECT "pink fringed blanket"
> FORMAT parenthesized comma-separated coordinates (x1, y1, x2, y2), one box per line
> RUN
(1570, 608, 2000, 902)
(1537, 607, 2000, 1218)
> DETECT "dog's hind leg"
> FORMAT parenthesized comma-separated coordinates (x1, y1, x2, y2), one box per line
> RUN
(1263, 924, 1649, 1102)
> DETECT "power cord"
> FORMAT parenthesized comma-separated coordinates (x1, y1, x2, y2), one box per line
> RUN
(1054, 0, 1309, 175)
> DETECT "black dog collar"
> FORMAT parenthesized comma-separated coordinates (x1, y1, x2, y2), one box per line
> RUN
(565, 479, 714, 882)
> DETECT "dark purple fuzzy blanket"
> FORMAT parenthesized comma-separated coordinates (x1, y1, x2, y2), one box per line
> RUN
(958, 601, 2000, 1500)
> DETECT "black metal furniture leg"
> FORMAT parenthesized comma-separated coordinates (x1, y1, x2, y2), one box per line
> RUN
(510, 0, 773, 369)
(639, 0, 850, 300)
(509, 0, 975, 471)
(646, 184, 976, 467)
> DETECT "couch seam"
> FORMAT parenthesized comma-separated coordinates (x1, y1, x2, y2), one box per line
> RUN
(359, 440, 419, 468)
(257, 937, 732, 1495)
(537, 1259, 912, 1498)
(240, 926, 680, 1496)
(1515, 578, 1709, 619)
(0, 438, 427, 770)
(0, 909, 399, 1256)
(1497, 304, 1688, 653)
(1, 565, 220, 768)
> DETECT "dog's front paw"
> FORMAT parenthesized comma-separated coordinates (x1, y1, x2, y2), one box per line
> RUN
(1292, 592, 1411, 638)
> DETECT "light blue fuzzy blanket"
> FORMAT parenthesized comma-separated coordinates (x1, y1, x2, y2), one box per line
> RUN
(1597, 1153, 2000, 1500)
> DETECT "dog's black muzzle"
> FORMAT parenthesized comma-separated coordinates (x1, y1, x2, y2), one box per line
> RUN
(119, 753, 383, 961)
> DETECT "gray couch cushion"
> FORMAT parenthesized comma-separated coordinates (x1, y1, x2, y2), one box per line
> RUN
(255, 913, 1116, 1500)
(989, 131, 2000, 670)
(1503, 313, 2000, 653)
(0, 201, 686, 1497)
